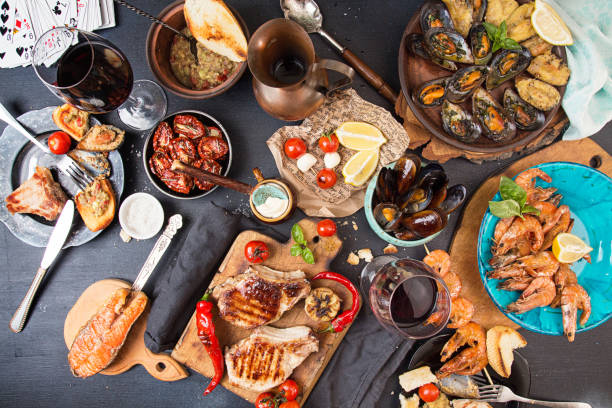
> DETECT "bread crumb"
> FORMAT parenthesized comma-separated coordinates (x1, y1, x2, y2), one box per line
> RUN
(358, 248, 373, 262)
(383, 244, 398, 254)
(347, 252, 360, 265)
(119, 229, 132, 243)
(352, 221, 358, 231)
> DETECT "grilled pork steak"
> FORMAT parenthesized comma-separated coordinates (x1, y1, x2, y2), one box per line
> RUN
(225, 326, 318, 392)
(212, 265, 311, 329)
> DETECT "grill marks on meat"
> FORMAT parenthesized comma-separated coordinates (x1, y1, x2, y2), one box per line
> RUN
(225, 326, 319, 392)
(5, 167, 68, 221)
(212, 265, 311, 329)
(67, 288, 148, 378)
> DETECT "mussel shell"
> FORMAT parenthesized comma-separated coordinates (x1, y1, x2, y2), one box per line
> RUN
(472, 88, 516, 142)
(375, 167, 397, 204)
(503, 88, 545, 131)
(469, 24, 492, 65)
(418, 163, 449, 193)
(446, 65, 489, 103)
(472, 0, 487, 23)
(395, 229, 419, 241)
(424, 28, 474, 64)
(394, 151, 422, 196)
(406, 33, 458, 72)
(400, 209, 447, 238)
(413, 76, 450, 108)
(373, 203, 402, 232)
(398, 185, 433, 214)
(486, 47, 532, 90)
(420, 0, 454, 32)
(441, 100, 482, 143)
(437, 184, 467, 215)
(427, 184, 447, 209)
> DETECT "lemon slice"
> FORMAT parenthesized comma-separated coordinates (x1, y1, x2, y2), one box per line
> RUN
(532, 0, 573, 45)
(342, 149, 380, 187)
(552, 233, 593, 263)
(335, 122, 386, 151)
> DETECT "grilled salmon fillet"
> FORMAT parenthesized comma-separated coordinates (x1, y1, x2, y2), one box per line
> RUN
(5, 166, 67, 221)
(212, 265, 311, 329)
(67, 288, 148, 378)
(225, 326, 318, 392)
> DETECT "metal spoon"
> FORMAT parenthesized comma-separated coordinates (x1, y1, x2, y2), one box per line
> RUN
(113, 0, 199, 65)
(280, 0, 397, 103)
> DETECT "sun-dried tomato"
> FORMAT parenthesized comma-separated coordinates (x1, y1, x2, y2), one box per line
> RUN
(173, 114, 206, 139)
(192, 159, 222, 191)
(197, 137, 229, 160)
(169, 137, 197, 164)
(153, 121, 173, 152)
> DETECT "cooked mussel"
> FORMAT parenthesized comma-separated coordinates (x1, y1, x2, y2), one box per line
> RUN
(398, 185, 433, 214)
(400, 209, 448, 238)
(420, 0, 454, 32)
(375, 167, 397, 204)
(503, 88, 545, 131)
(469, 24, 492, 65)
(486, 47, 531, 89)
(438, 184, 467, 215)
(446, 65, 489, 103)
(406, 33, 458, 72)
(374, 203, 402, 232)
(472, 88, 516, 142)
(395, 230, 419, 241)
(441, 100, 482, 143)
(395, 151, 421, 196)
(418, 163, 449, 193)
(472, 0, 487, 23)
(424, 28, 474, 64)
(413, 77, 450, 108)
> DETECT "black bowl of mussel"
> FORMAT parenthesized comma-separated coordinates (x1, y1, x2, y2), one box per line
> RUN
(364, 151, 467, 246)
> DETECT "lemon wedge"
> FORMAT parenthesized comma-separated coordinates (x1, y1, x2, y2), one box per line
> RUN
(342, 149, 380, 187)
(335, 122, 386, 151)
(552, 233, 593, 263)
(532, 0, 573, 45)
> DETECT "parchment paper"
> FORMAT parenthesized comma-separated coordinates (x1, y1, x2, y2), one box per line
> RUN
(267, 89, 410, 217)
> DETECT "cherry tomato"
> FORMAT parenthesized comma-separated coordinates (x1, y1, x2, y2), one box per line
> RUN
(278, 379, 299, 401)
(284, 138, 307, 159)
(255, 392, 275, 408)
(316, 168, 337, 189)
(317, 219, 337, 237)
(47, 131, 71, 155)
(418, 383, 440, 403)
(279, 402, 300, 408)
(318, 132, 339, 153)
(245, 240, 270, 264)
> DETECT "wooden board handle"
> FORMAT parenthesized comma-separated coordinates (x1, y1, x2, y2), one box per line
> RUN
(139, 347, 189, 382)
(341, 49, 398, 103)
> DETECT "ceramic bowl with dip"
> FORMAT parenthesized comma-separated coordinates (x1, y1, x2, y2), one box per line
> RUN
(119, 193, 164, 240)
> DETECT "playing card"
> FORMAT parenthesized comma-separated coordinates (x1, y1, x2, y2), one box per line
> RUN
(45, 0, 69, 26)
(0, 0, 18, 68)
(65, 0, 77, 27)
(10, 0, 36, 67)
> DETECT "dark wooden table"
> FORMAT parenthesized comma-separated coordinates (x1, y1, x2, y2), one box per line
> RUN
(1, 1, 610, 407)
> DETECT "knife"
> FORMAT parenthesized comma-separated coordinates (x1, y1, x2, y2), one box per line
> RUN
(10, 200, 75, 333)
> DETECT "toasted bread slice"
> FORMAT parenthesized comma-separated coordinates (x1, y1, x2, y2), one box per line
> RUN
(486, 326, 527, 378)
(75, 178, 116, 232)
(399, 366, 438, 393)
(52, 104, 90, 141)
(76, 125, 125, 152)
(399, 393, 419, 408)
(184, 0, 247, 62)
(452, 400, 493, 408)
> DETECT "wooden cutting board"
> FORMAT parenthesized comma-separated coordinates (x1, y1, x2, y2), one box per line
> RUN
(64, 279, 189, 382)
(171, 218, 359, 404)
(449, 138, 612, 329)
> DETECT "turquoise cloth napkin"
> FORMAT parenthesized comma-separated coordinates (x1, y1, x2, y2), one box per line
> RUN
(547, 0, 612, 140)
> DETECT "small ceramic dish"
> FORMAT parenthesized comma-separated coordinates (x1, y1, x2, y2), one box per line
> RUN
(478, 162, 612, 336)
(145, 0, 249, 99)
(119, 193, 164, 240)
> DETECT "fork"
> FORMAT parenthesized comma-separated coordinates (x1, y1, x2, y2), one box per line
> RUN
(477, 383, 592, 407)
(0, 102, 94, 191)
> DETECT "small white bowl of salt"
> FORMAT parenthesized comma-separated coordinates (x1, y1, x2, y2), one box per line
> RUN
(119, 193, 164, 240)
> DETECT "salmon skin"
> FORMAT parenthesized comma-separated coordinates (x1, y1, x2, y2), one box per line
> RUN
(67, 288, 148, 378)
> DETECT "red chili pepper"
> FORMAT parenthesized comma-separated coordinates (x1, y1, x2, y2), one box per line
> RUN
(312, 271, 360, 333)
(196, 290, 223, 395)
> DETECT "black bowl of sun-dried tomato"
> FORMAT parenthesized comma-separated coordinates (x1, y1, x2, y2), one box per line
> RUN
(143, 110, 233, 199)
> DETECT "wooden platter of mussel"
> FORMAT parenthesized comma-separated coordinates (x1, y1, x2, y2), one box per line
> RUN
(398, 0, 569, 153)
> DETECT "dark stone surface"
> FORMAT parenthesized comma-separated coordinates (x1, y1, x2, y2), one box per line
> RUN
(0, 1, 610, 407)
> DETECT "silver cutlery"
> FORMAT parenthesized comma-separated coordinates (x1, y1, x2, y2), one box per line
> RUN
(477, 383, 592, 407)
(9, 200, 75, 333)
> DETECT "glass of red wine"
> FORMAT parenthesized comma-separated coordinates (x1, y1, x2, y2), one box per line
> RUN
(32, 27, 166, 130)
(361, 256, 451, 339)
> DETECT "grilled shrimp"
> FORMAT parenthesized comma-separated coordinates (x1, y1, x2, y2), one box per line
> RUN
(498, 276, 533, 291)
(515, 168, 557, 204)
(516, 251, 559, 277)
(493, 217, 515, 243)
(541, 207, 571, 250)
(532, 201, 561, 234)
(488, 264, 528, 280)
(443, 271, 462, 299)
(447, 297, 475, 329)
(506, 276, 556, 314)
(494, 215, 543, 255)
(561, 284, 591, 342)
(424, 249, 451, 276)
(550, 264, 577, 308)
(438, 322, 487, 378)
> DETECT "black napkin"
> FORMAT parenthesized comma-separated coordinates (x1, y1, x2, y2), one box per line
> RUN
(144, 203, 285, 353)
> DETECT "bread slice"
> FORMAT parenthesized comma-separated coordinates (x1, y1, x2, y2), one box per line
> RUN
(399, 393, 419, 408)
(52, 104, 90, 141)
(452, 400, 493, 408)
(76, 125, 125, 152)
(399, 366, 438, 393)
(75, 178, 116, 232)
(486, 326, 527, 378)
(184, 0, 247, 62)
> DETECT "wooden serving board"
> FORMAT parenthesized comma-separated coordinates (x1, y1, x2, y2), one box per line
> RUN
(449, 138, 612, 329)
(64, 279, 189, 382)
(171, 219, 358, 404)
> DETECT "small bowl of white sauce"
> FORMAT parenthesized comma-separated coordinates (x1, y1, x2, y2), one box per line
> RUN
(119, 193, 165, 240)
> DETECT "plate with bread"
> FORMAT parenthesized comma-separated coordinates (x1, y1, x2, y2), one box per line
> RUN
(0, 105, 124, 248)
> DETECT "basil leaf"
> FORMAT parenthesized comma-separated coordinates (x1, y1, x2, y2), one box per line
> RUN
(489, 199, 522, 219)
(499, 20, 507, 40)
(503, 38, 521, 50)
(291, 224, 306, 245)
(301, 247, 315, 264)
(290, 244, 303, 257)
(522, 204, 541, 216)
(492, 41, 502, 53)
(483, 22, 498, 38)
(499, 176, 526, 208)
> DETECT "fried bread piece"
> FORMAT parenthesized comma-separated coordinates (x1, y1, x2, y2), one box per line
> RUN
(52, 104, 90, 141)
(75, 178, 116, 232)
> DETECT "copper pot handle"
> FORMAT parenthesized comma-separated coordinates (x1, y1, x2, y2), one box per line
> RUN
(310, 59, 355, 96)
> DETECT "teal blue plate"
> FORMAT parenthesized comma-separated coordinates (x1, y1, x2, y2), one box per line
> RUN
(478, 162, 612, 336)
